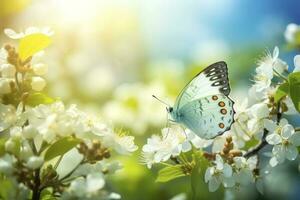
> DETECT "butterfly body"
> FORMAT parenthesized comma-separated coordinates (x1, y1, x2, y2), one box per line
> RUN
(167, 61, 235, 139)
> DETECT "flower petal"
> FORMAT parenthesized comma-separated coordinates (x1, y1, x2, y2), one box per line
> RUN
(273, 145, 285, 163)
(273, 46, 279, 59)
(294, 55, 300, 72)
(208, 176, 221, 192)
(279, 118, 288, 126)
(264, 119, 277, 132)
(290, 133, 300, 146)
(205, 167, 213, 183)
(269, 156, 278, 167)
(223, 176, 235, 188)
(286, 145, 298, 161)
(223, 163, 232, 177)
(266, 133, 282, 145)
(4, 28, 24, 39)
(281, 125, 294, 139)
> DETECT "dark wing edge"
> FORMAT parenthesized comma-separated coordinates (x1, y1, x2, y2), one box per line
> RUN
(202, 61, 231, 96)
(175, 61, 231, 109)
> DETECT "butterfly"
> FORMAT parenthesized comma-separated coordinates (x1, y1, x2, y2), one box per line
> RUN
(156, 61, 235, 139)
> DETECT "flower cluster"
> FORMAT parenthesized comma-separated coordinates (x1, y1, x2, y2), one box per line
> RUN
(142, 25, 300, 194)
(0, 28, 137, 199)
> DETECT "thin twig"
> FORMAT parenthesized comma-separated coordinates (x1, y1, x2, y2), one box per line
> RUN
(244, 129, 268, 158)
(244, 102, 282, 158)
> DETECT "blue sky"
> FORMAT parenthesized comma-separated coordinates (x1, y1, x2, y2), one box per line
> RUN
(137, 0, 300, 60)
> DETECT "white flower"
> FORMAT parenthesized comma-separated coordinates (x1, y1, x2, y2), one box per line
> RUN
(284, 23, 300, 43)
(31, 76, 46, 91)
(0, 154, 15, 175)
(142, 127, 191, 165)
(265, 119, 300, 167)
(5, 139, 17, 153)
(293, 55, 300, 72)
(23, 125, 38, 139)
(247, 103, 269, 138)
(0, 103, 24, 132)
(19, 142, 34, 161)
(1, 64, 16, 78)
(26, 156, 44, 169)
(0, 78, 12, 94)
(283, 97, 298, 115)
(66, 173, 105, 198)
(233, 156, 257, 186)
(32, 63, 48, 76)
(73, 161, 122, 178)
(204, 155, 234, 192)
(104, 134, 138, 155)
(252, 47, 287, 98)
(140, 151, 156, 169)
(230, 99, 252, 147)
(186, 129, 213, 149)
(10, 126, 22, 139)
(4, 27, 54, 39)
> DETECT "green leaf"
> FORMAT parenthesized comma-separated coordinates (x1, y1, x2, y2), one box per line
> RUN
(0, 179, 13, 200)
(25, 93, 54, 107)
(19, 33, 51, 61)
(288, 72, 300, 112)
(44, 137, 81, 161)
(41, 189, 57, 200)
(274, 82, 289, 103)
(155, 165, 185, 183)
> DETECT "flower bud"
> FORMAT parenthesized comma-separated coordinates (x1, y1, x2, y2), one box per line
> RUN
(23, 125, 38, 139)
(10, 126, 22, 139)
(32, 63, 48, 76)
(20, 145, 33, 161)
(1, 64, 16, 78)
(31, 76, 46, 91)
(0, 78, 12, 94)
(5, 139, 16, 153)
(0, 155, 14, 175)
(26, 156, 44, 169)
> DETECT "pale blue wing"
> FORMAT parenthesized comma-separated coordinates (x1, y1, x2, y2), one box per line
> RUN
(178, 94, 234, 139)
(174, 61, 230, 110)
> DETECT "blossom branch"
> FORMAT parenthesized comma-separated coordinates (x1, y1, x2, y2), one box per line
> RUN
(244, 103, 282, 158)
(244, 129, 268, 158)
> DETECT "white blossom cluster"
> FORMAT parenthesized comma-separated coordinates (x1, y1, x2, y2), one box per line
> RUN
(142, 41, 300, 192)
(0, 27, 137, 199)
(0, 28, 51, 95)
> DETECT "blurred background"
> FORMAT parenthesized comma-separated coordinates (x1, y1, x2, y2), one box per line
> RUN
(1, 0, 300, 199)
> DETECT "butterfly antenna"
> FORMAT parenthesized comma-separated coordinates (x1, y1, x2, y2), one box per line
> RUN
(152, 95, 170, 107)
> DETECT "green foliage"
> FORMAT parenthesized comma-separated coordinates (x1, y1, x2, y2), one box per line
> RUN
(25, 92, 54, 107)
(41, 189, 57, 200)
(19, 33, 52, 61)
(0, 179, 13, 200)
(44, 137, 81, 161)
(288, 72, 300, 112)
(274, 82, 289, 103)
(156, 165, 186, 183)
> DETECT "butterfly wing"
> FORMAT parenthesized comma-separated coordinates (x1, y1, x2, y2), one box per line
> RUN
(174, 61, 230, 110)
(178, 94, 234, 139)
